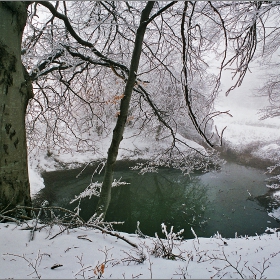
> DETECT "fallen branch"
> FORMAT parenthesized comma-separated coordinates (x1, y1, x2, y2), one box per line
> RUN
(86, 223, 138, 249)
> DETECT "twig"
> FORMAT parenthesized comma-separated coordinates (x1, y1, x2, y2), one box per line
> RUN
(147, 254, 153, 279)
(0, 214, 21, 224)
(121, 248, 146, 265)
(30, 201, 49, 241)
(51, 264, 63, 269)
(77, 235, 92, 242)
(86, 223, 138, 248)
(4, 251, 46, 279)
(49, 227, 68, 240)
(16, 205, 85, 224)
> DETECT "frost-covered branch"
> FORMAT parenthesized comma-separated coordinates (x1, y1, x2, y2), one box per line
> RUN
(70, 178, 130, 204)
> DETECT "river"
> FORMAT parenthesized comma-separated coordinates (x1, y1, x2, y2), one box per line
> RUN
(35, 160, 280, 239)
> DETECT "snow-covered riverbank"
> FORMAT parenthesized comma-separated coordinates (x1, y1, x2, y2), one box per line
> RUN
(1, 222, 280, 279)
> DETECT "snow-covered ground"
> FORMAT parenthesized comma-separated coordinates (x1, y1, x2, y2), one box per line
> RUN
(214, 65, 280, 159)
(1, 222, 280, 279)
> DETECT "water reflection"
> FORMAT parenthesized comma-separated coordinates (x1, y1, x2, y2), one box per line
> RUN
(36, 161, 280, 239)
(106, 173, 209, 239)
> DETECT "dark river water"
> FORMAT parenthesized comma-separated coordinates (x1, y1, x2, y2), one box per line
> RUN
(36, 160, 280, 239)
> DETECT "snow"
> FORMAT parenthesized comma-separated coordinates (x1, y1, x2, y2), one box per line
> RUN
(1, 222, 280, 279)
(212, 62, 280, 165)
(254, 143, 280, 162)
(28, 164, 45, 197)
(175, 133, 207, 154)
(268, 208, 280, 220)
(214, 120, 280, 148)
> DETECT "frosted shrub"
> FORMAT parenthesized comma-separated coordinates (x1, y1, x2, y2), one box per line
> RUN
(150, 223, 185, 260)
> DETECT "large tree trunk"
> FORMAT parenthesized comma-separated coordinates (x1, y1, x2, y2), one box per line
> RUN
(0, 2, 33, 212)
(94, 2, 155, 219)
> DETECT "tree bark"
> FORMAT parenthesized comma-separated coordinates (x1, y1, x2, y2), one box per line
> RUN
(95, 2, 155, 219)
(0, 2, 33, 212)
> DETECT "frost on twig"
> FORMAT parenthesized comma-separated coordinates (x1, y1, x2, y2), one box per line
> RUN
(135, 222, 186, 260)
(3, 204, 85, 241)
(150, 223, 185, 260)
(30, 200, 49, 241)
(135, 221, 148, 239)
(70, 178, 130, 205)
(191, 226, 199, 244)
(130, 146, 224, 177)
(69, 176, 129, 217)
(76, 161, 106, 179)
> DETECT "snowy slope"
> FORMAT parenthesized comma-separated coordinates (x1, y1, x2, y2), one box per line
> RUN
(214, 65, 280, 161)
(1, 222, 280, 279)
